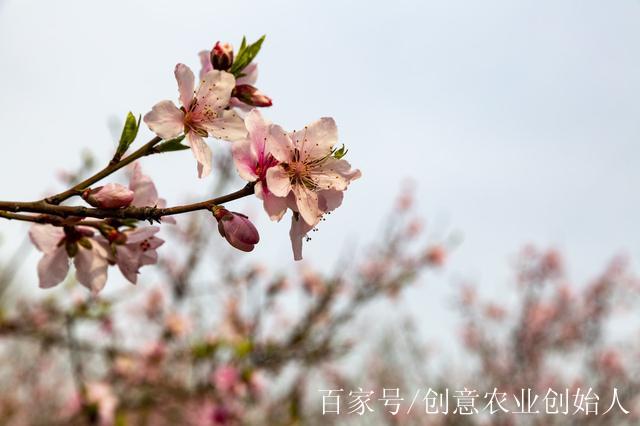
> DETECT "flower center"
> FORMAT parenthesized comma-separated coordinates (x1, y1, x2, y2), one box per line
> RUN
(285, 159, 317, 190)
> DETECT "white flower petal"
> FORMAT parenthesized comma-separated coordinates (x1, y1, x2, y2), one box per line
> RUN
(37, 246, 70, 288)
(143, 100, 184, 140)
(188, 132, 213, 178)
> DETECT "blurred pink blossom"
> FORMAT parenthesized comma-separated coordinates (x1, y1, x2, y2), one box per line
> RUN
(98, 226, 164, 284)
(29, 225, 109, 293)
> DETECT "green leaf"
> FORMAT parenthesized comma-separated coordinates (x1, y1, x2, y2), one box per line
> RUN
(234, 339, 253, 358)
(155, 135, 189, 153)
(116, 112, 140, 157)
(191, 341, 218, 359)
(332, 144, 348, 159)
(229, 35, 266, 77)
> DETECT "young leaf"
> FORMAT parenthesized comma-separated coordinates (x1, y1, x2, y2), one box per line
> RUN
(116, 112, 140, 158)
(332, 144, 348, 159)
(229, 35, 266, 77)
(155, 135, 190, 153)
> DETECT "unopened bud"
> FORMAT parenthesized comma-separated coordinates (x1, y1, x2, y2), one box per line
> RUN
(99, 224, 128, 245)
(83, 183, 134, 209)
(212, 206, 260, 252)
(233, 85, 272, 107)
(211, 41, 234, 71)
(424, 245, 446, 266)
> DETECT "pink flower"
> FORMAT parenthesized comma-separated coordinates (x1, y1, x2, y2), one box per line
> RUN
(266, 117, 361, 227)
(129, 163, 175, 224)
(144, 64, 247, 178)
(82, 183, 134, 209)
(231, 109, 287, 220)
(263, 118, 359, 261)
(213, 207, 260, 252)
(29, 225, 109, 293)
(99, 226, 164, 284)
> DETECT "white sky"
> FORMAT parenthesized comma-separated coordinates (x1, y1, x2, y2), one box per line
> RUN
(1, 0, 639, 356)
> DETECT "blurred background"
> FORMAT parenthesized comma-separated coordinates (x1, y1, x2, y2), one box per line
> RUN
(0, 1, 639, 424)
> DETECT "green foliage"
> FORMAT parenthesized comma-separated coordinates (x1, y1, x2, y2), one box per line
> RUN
(229, 35, 266, 77)
(332, 144, 348, 159)
(115, 112, 141, 158)
(155, 135, 189, 153)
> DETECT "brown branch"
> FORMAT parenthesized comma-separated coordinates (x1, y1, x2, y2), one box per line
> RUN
(0, 183, 255, 222)
(45, 136, 162, 205)
(0, 211, 104, 228)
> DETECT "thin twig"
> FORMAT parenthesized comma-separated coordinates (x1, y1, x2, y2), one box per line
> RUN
(45, 136, 162, 205)
(0, 183, 255, 222)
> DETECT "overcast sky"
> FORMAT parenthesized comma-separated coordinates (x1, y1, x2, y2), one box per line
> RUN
(1, 0, 639, 356)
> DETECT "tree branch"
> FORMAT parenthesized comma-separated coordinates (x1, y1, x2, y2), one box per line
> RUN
(45, 136, 162, 205)
(0, 183, 255, 222)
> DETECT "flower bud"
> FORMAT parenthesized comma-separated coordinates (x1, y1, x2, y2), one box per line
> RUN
(212, 207, 260, 252)
(424, 245, 446, 266)
(233, 85, 273, 107)
(83, 183, 134, 209)
(98, 224, 128, 245)
(211, 41, 234, 71)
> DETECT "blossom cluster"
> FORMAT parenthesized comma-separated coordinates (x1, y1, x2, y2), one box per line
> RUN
(19, 36, 360, 292)
(30, 164, 166, 292)
(0, 187, 442, 425)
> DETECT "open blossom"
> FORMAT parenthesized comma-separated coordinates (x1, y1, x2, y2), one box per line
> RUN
(232, 109, 287, 220)
(213, 207, 260, 252)
(99, 227, 164, 284)
(29, 225, 109, 293)
(267, 117, 360, 226)
(144, 64, 247, 178)
(263, 118, 360, 259)
(82, 183, 134, 209)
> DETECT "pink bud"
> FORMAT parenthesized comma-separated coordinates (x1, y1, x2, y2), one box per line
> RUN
(213, 207, 260, 252)
(233, 85, 273, 107)
(211, 41, 234, 71)
(424, 245, 446, 266)
(83, 183, 134, 209)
